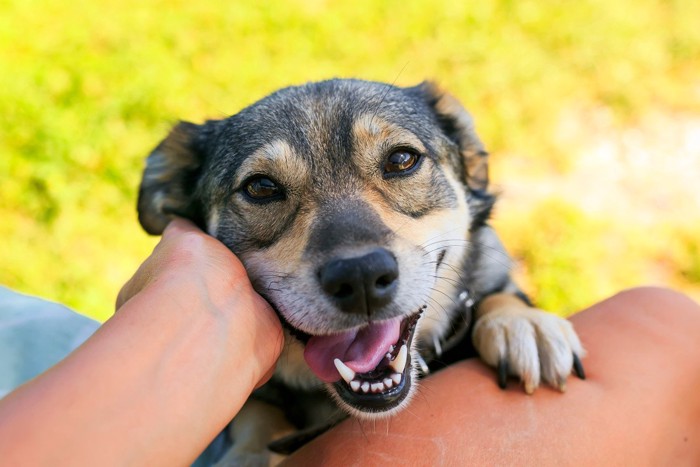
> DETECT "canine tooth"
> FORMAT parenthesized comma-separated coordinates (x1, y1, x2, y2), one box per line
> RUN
(350, 380, 361, 392)
(361, 382, 370, 393)
(385, 352, 392, 360)
(334, 359, 356, 384)
(371, 382, 384, 393)
(390, 344, 408, 373)
(391, 373, 402, 385)
(383, 378, 393, 388)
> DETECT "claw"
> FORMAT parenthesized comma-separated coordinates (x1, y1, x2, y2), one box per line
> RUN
(573, 353, 586, 380)
(497, 358, 508, 389)
(557, 378, 567, 393)
(523, 377, 536, 395)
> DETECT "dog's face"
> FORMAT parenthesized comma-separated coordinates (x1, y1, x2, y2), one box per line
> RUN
(138, 79, 491, 418)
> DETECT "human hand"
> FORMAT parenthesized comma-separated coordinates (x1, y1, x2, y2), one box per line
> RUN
(116, 217, 283, 388)
(0, 219, 284, 465)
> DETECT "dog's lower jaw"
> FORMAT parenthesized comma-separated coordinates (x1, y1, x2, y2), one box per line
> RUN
(322, 311, 423, 418)
(327, 359, 420, 420)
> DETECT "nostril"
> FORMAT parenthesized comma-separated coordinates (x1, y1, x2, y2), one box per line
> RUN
(375, 272, 397, 290)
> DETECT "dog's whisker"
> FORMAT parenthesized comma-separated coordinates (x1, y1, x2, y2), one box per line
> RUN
(367, 63, 408, 128)
(421, 244, 472, 257)
(420, 242, 471, 257)
(429, 274, 461, 287)
(433, 260, 468, 281)
(420, 237, 471, 251)
(418, 225, 474, 247)
(422, 264, 463, 284)
(137, 78, 586, 459)
(424, 296, 453, 320)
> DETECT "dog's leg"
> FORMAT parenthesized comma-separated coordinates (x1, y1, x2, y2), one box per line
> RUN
(472, 292, 586, 394)
(214, 399, 295, 467)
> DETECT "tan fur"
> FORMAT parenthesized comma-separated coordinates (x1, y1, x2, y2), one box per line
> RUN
(475, 293, 526, 319)
(351, 114, 428, 170)
(144, 123, 201, 183)
(234, 140, 311, 193)
(431, 88, 489, 191)
(273, 330, 320, 390)
(138, 122, 202, 234)
(362, 168, 471, 341)
(136, 79, 586, 460)
(215, 399, 294, 467)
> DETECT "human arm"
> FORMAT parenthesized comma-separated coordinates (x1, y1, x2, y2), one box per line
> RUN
(0, 218, 283, 466)
(284, 287, 700, 465)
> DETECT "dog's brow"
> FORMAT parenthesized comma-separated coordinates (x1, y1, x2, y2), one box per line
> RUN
(235, 139, 308, 185)
(352, 114, 426, 152)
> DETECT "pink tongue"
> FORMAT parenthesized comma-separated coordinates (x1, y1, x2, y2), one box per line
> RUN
(304, 317, 401, 383)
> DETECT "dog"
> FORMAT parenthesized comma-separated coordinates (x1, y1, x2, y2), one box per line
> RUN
(137, 79, 585, 465)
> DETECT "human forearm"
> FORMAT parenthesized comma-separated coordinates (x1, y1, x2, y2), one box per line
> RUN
(0, 219, 283, 466)
(284, 287, 700, 465)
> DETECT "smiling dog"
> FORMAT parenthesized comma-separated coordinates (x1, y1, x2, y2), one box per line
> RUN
(137, 79, 585, 464)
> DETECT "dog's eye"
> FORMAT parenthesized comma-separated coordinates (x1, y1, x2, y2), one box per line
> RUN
(383, 150, 421, 177)
(243, 176, 284, 201)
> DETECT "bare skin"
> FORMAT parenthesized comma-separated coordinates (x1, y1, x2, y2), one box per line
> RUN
(284, 287, 700, 466)
(0, 218, 284, 466)
(1, 219, 698, 465)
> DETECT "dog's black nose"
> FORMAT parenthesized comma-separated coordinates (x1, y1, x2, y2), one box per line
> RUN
(319, 248, 399, 315)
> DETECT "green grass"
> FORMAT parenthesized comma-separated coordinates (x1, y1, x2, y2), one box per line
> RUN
(2, 0, 699, 321)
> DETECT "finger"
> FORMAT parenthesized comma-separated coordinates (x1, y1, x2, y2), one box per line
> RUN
(162, 216, 201, 239)
(115, 282, 131, 310)
(115, 229, 175, 310)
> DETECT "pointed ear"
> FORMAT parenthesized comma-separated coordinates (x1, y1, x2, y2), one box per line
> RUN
(417, 81, 489, 193)
(137, 121, 205, 235)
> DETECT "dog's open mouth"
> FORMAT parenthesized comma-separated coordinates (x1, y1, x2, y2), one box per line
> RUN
(302, 311, 422, 412)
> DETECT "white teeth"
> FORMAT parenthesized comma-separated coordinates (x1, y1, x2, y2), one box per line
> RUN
(336, 344, 408, 395)
(390, 344, 408, 374)
(385, 352, 392, 360)
(334, 358, 356, 384)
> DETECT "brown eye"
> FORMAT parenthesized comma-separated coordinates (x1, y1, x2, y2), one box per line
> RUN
(243, 176, 284, 201)
(383, 150, 421, 176)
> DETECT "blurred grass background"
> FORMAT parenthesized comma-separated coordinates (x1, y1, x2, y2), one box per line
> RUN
(2, 0, 699, 321)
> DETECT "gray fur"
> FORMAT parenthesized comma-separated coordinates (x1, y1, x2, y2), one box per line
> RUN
(137, 79, 584, 460)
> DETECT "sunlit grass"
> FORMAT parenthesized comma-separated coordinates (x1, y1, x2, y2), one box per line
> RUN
(2, 0, 699, 321)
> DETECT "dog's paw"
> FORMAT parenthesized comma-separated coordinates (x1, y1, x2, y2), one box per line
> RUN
(472, 307, 585, 394)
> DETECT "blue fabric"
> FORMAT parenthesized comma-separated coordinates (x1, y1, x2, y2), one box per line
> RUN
(0, 286, 227, 465)
(0, 286, 100, 398)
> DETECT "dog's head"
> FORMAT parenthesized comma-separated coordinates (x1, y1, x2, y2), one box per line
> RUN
(138, 79, 492, 418)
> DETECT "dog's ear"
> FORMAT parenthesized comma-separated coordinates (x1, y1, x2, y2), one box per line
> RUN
(415, 81, 489, 194)
(137, 121, 206, 235)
